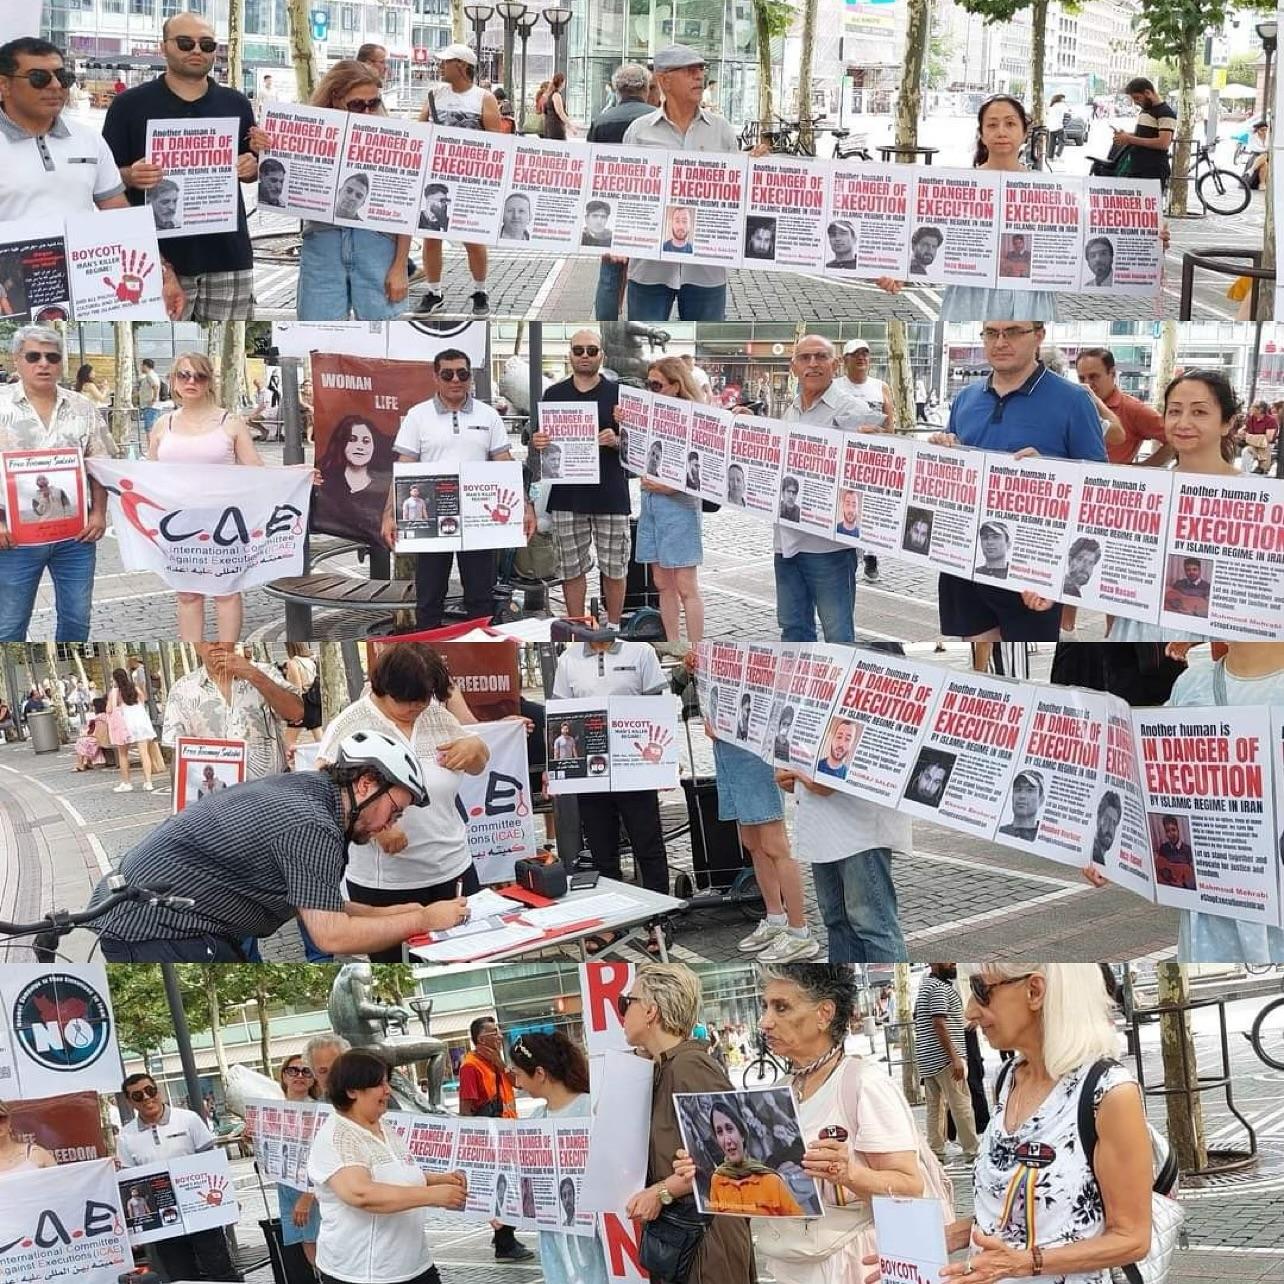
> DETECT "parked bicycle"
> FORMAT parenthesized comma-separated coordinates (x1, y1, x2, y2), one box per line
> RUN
(1180, 138, 1252, 216)
(1018, 123, 1051, 171)
(1248, 982, 1284, 1072)
(741, 1030, 790, 1088)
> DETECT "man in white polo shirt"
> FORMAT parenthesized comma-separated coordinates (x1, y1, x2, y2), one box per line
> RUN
(0, 37, 184, 317)
(117, 1071, 243, 1281)
(383, 346, 535, 630)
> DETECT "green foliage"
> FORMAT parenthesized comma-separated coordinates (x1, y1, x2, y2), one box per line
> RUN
(927, 31, 954, 90)
(752, 0, 796, 39)
(1224, 53, 1261, 90)
(1133, 0, 1273, 61)
(108, 965, 210, 1061)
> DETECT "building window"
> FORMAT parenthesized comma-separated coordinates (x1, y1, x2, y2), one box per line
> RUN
(341, 5, 359, 33)
(161, 0, 182, 16)
(129, 0, 154, 14)
(385, 7, 401, 36)
(103, 0, 125, 13)
(245, 0, 267, 34)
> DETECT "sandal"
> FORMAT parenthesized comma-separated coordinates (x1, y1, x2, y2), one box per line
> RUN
(584, 931, 620, 955)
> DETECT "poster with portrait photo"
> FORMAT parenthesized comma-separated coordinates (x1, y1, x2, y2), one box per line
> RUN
(765, 643, 803, 767)
(777, 424, 843, 542)
(423, 128, 514, 242)
(727, 415, 786, 520)
(144, 117, 240, 238)
(545, 699, 611, 794)
(1087, 707, 1157, 902)
(910, 170, 1001, 285)
(902, 444, 983, 575)
(673, 1088, 821, 1218)
(997, 173, 1083, 290)
(744, 154, 826, 271)
(1, 447, 86, 545)
(538, 401, 600, 484)
(118, 1162, 182, 1244)
(393, 464, 462, 552)
(333, 115, 431, 235)
(832, 434, 912, 555)
(0, 221, 72, 321)
(663, 153, 747, 268)
(904, 746, 958, 809)
(976, 454, 1082, 596)
(687, 402, 731, 503)
(500, 138, 592, 252)
(616, 384, 653, 477)
(586, 146, 668, 258)
(823, 162, 911, 279)
(649, 393, 695, 490)
(173, 737, 248, 814)
(1081, 177, 1162, 297)
(418, 180, 454, 234)
(260, 104, 346, 220)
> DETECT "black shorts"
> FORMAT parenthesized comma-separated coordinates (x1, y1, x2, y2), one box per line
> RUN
(937, 572, 1063, 642)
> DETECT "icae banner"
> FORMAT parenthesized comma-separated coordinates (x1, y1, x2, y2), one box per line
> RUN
(456, 718, 538, 884)
(88, 459, 313, 594)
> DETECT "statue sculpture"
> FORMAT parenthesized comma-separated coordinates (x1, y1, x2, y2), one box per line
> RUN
(601, 321, 672, 388)
(327, 963, 449, 1113)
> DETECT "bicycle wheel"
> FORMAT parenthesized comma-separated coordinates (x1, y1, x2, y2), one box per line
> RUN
(1196, 167, 1251, 216)
(1250, 997, 1284, 1072)
(742, 1055, 781, 1089)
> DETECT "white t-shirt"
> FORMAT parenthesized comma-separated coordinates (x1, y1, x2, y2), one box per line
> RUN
(393, 395, 509, 464)
(790, 784, 912, 864)
(117, 1105, 213, 1167)
(0, 109, 125, 221)
(689, 363, 713, 399)
(308, 1112, 433, 1283)
(831, 375, 889, 427)
(552, 641, 666, 698)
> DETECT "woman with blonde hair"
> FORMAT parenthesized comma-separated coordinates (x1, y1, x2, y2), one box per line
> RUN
(276, 1053, 321, 1267)
(147, 350, 263, 641)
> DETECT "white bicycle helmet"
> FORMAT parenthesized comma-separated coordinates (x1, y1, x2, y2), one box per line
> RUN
(334, 730, 429, 808)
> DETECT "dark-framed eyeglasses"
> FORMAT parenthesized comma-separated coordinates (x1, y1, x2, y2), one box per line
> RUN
(571, 345, 601, 357)
(437, 368, 471, 382)
(980, 325, 1038, 342)
(22, 350, 62, 365)
(283, 1065, 314, 1078)
(969, 973, 1033, 1006)
(170, 35, 219, 53)
(127, 1084, 160, 1102)
(6, 67, 76, 89)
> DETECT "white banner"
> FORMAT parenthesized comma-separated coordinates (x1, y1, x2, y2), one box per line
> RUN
(457, 719, 539, 885)
(0, 1, 42, 43)
(118, 1150, 239, 1244)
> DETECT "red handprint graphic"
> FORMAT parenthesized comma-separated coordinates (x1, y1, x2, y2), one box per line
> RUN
(101, 248, 156, 304)
(483, 488, 518, 524)
(200, 1174, 229, 1206)
(633, 725, 673, 764)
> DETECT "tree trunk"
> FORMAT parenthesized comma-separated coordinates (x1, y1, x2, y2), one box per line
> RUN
(226, 0, 245, 93)
(1259, 67, 1275, 321)
(255, 975, 273, 1077)
(285, 0, 318, 103)
(887, 321, 916, 432)
(1029, 0, 1048, 129)
(754, 2, 775, 131)
(41, 643, 71, 743)
(796, 0, 818, 152)
(896, 964, 920, 1105)
(111, 322, 135, 452)
(1151, 321, 1178, 411)
(896, 0, 930, 151)
(204, 968, 233, 1090)
(70, 647, 88, 685)
(1170, 29, 1198, 218)
(451, 0, 467, 43)
(317, 642, 350, 724)
(222, 322, 246, 416)
(1156, 962, 1206, 1171)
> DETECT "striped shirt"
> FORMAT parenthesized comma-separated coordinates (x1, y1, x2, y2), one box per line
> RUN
(88, 771, 347, 943)
(912, 973, 965, 1077)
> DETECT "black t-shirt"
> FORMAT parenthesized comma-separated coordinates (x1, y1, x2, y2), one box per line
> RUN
(542, 375, 631, 514)
(1126, 99, 1176, 180)
(102, 75, 255, 276)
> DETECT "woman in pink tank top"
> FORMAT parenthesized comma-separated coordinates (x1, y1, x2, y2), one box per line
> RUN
(147, 351, 264, 641)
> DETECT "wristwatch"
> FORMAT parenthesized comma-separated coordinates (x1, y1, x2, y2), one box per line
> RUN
(656, 1182, 675, 1206)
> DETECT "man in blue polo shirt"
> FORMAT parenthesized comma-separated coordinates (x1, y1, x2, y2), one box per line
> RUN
(929, 320, 1106, 645)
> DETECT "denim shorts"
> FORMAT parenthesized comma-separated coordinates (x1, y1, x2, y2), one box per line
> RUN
(713, 737, 783, 825)
(635, 489, 703, 568)
(298, 226, 402, 321)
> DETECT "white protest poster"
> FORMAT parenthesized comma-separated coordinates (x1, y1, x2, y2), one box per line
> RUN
(0, 964, 123, 1098)
(119, 1160, 179, 1244)
(584, 1047, 652, 1209)
(393, 463, 461, 551)
(687, 401, 732, 503)
(64, 207, 167, 320)
(1135, 706, 1278, 926)
(608, 695, 680, 790)
(546, 698, 612, 795)
(333, 114, 431, 234)
(910, 170, 1001, 286)
(706, 639, 749, 741)
(778, 424, 844, 541)
(0, 447, 86, 546)
(872, 1195, 950, 1284)
(515, 1120, 559, 1228)
(260, 103, 346, 220)
(457, 718, 538, 885)
(89, 459, 312, 594)
(782, 644, 855, 778)
(584, 147, 668, 258)
(647, 393, 694, 489)
(616, 384, 652, 477)
(460, 459, 527, 550)
(501, 138, 592, 252)
(579, 962, 637, 1057)
(662, 153, 746, 268)
(554, 1118, 595, 1235)
(167, 1150, 240, 1237)
(0, 216, 72, 320)
(739, 642, 781, 758)
(1090, 705, 1158, 902)
(457, 1120, 502, 1219)
(421, 127, 514, 243)
(743, 155, 827, 272)
(173, 737, 248, 813)
(0, 1, 43, 44)
(727, 415, 786, 520)
(539, 401, 601, 484)
(824, 162, 911, 279)
(0, 1158, 132, 1284)
(1081, 176, 1162, 296)
(901, 443, 983, 575)
(386, 319, 489, 367)
(271, 318, 389, 358)
(766, 642, 804, 768)
(144, 117, 240, 238)
(997, 173, 1083, 290)
(833, 433, 913, 555)
(406, 1115, 458, 1176)
(1159, 473, 1284, 639)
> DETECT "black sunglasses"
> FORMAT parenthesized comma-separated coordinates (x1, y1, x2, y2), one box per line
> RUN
(969, 973, 1032, 1006)
(437, 368, 471, 382)
(8, 68, 76, 89)
(22, 351, 62, 365)
(127, 1084, 159, 1102)
(617, 994, 643, 1021)
(171, 35, 219, 53)
(571, 345, 601, 357)
(645, 380, 667, 392)
(346, 96, 383, 113)
(283, 1065, 314, 1078)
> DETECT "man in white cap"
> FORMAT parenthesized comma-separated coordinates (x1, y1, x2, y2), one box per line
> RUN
(416, 43, 504, 317)
(832, 338, 894, 582)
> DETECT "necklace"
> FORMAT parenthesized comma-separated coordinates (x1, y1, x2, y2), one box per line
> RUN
(789, 1043, 841, 1098)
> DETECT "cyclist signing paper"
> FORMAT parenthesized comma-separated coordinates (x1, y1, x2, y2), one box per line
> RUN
(85, 732, 470, 961)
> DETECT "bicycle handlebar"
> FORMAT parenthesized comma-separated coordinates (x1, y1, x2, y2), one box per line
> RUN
(0, 884, 195, 941)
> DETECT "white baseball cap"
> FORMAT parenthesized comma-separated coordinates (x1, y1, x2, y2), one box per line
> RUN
(438, 42, 477, 66)
(843, 339, 871, 355)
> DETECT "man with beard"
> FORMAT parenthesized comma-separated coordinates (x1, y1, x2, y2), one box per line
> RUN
(912, 963, 978, 1162)
(815, 718, 855, 781)
(1091, 790, 1122, 865)
(1154, 815, 1196, 889)
(1062, 536, 1102, 598)
(419, 182, 450, 232)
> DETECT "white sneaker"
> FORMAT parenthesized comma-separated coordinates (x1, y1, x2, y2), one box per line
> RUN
(737, 920, 786, 953)
(759, 931, 822, 963)
(142, 781, 154, 792)
(112, 782, 134, 792)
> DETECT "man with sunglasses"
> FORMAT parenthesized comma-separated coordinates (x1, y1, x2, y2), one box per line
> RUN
(386, 348, 535, 630)
(103, 11, 259, 320)
(0, 325, 114, 641)
(911, 963, 979, 1165)
(531, 330, 631, 627)
(117, 1073, 242, 1281)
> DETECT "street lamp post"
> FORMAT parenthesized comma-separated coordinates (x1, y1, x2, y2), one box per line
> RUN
(496, 1, 528, 107)
(542, 5, 572, 82)
(515, 10, 540, 127)
(1257, 19, 1278, 126)
(463, 3, 495, 62)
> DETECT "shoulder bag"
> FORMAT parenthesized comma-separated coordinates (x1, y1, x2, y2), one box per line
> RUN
(638, 1195, 711, 1284)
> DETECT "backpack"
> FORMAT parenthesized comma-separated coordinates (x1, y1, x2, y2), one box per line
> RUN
(158, 378, 170, 401)
(288, 657, 323, 731)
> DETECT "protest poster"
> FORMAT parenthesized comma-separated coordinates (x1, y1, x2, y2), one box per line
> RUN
(2, 1090, 107, 1165)
(662, 153, 746, 268)
(739, 643, 782, 758)
(823, 162, 911, 279)
(456, 718, 538, 886)
(1090, 708, 1158, 901)
(727, 415, 786, 520)
(554, 1118, 595, 1233)
(899, 670, 1037, 838)
(421, 127, 515, 243)
(272, 319, 389, 358)
(0, 447, 86, 545)
(458, 1121, 501, 1219)
(0, 218, 72, 321)
(119, 1155, 238, 1246)
(1060, 466, 1172, 621)
(910, 171, 1001, 286)
(765, 642, 803, 766)
(997, 173, 1083, 290)
(538, 401, 601, 484)
(1136, 706, 1279, 926)
(975, 454, 1080, 594)
(385, 320, 489, 367)
(119, 1163, 178, 1242)
(393, 464, 462, 550)
(333, 115, 431, 235)
(546, 698, 611, 793)
(172, 737, 248, 814)
(616, 384, 652, 477)
(63, 207, 167, 320)
(406, 1116, 458, 1176)
(501, 139, 592, 252)
(515, 1121, 559, 1227)
(497, 1128, 521, 1223)
(432, 639, 522, 718)
(832, 434, 912, 554)
(743, 155, 827, 271)
(88, 459, 312, 595)
(580, 961, 637, 1057)
(673, 1087, 821, 1218)
(144, 118, 240, 239)
(901, 443, 983, 574)
(0, 1158, 131, 1284)
(0, 964, 122, 1098)
(777, 424, 844, 542)
(872, 1195, 950, 1284)
(584, 147, 668, 258)
(705, 640, 749, 741)
(1081, 177, 1162, 296)
(311, 352, 435, 545)
(1159, 474, 1284, 639)
(687, 402, 732, 503)
(259, 103, 346, 220)
(780, 644, 854, 777)
(0, 1, 43, 45)
(460, 460, 527, 550)
(814, 653, 944, 804)
(646, 393, 694, 490)
(545, 696, 679, 794)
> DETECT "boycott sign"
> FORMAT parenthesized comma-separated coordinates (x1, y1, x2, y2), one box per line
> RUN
(144, 118, 240, 239)
(0, 448, 86, 545)
(118, 1150, 239, 1245)
(545, 695, 679, 795)
(393, 460, 526, 552)
(873, 1195, 950, 1284)
(454, 718, 538, 885)
(173, 738, 248, 813)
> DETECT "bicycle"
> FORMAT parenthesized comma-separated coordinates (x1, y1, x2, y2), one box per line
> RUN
(1248, 984, 1284, 1072)
(741, 1031, 790, 1088)
(0, 878, 195, 962)
(1018, 124, 1050, 172)
(1183, 138, 1251, 216)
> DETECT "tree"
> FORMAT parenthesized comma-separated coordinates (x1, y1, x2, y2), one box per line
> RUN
(111, 322, 135, 452)
(226, 0, 244, 94)
(222, 322, 247, 416)
(40, 643, 71, 743)
(957, 0, 1070, 134)
(887, 322, 917, 432)
(796, 0, 819, 153)
(896, 0, 931, 151)
(1155, 962, 1207, 1171)
(927, 31, 955, 91)
(751, 0, 795, 131)
(317, 642, 350, 724)
(107, 965, 212, 1066)
(450, 0, 467, 43)
(1151, 320, 1178, 408)
(285, 0, 318, 102)
(895, 964, 920, 1105)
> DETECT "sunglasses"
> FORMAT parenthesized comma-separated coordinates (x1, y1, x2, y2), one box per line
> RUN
(346, 96, 383, 113)
(616, 994, 643, 1020)
(969, 973, 1032, 1006)
(7, 68, 76, 88)
(571, 345, 601, 357)
(645, 380, 667, 393)
(170, 35, 219, 53)
(22, 351, 62, 365)
(283, 1065, 314, 1078)
(437, 368, 471, 382)
(173, 370, 210, 383)
(127, 1085, 159, 1102)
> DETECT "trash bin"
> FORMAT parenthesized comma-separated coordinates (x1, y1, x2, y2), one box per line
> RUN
(27, 708, 60, 754)
(863, 1015, 877, 1041)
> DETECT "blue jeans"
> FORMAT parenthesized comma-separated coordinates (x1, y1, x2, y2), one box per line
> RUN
(141, 407, 160, 433)
(811, 848, 908, 962)
(595, 259, 627, 321)
(0, 538, 96, 640)
(627, 279, 728, 321)
(298, 227, 402, 320)
(774, 549, 856, 642)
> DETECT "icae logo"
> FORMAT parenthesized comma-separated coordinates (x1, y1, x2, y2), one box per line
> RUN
(12, 973, 113, 1074)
